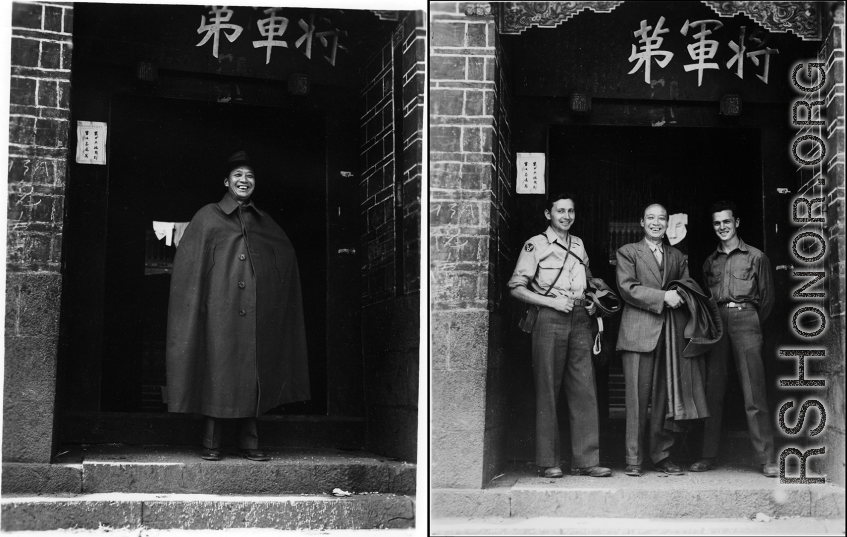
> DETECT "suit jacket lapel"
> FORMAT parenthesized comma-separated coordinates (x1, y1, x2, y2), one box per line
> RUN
(661, 248, 674, 288)
(636, 240, 662, 285)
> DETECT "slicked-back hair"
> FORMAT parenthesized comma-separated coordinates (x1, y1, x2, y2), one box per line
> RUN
(642, 202, 668, 219)
(546, 192, 576, 213)
(709, 200, 739, 220)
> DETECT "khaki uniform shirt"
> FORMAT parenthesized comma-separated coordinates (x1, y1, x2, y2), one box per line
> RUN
(702, 238, 774, 322)
(507, 227, 589, 299)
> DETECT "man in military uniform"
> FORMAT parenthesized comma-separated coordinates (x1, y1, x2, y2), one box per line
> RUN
(689, 200, 778, 477)
(508, 192, 611, 479)
(166, 151, 310, 461)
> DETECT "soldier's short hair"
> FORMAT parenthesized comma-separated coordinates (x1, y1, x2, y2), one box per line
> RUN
(546, 192, 576, 213)
(709, 200, 739, 220)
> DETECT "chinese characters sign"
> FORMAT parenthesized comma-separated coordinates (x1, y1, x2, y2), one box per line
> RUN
(516, 153, 546, 195)
(628, 17, 778, 86)
(76, 121, 107, 165)
(195, 6, 347, 66)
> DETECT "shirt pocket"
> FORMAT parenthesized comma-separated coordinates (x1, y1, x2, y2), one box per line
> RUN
(731, 265, 755, 299)
(707, 268, 722, 298)
(538, 258, 567, 291)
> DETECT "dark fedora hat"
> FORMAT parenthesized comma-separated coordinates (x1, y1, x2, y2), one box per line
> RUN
(225, 151, 253, 175)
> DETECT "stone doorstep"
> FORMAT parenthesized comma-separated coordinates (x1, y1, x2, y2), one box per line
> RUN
(431, 464, 846, 519)
(0, 493, 416, 531)
(2, 446, 416, 496)
(430, 516, 846, 535)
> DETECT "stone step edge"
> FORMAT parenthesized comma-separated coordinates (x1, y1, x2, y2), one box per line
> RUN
(431, 486, 845, 519)
(1, 493, 416, 531)
(430, 516, 846, 535)
(2, 460, 416, 495)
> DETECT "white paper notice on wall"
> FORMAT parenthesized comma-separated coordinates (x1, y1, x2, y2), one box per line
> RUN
(76, 121, 107, 165)
(516, 153, 545, 194)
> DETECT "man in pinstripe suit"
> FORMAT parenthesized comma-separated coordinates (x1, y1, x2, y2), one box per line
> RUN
(615, 203, 689, 477)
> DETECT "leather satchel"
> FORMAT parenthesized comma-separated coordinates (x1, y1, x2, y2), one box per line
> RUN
(518, 236, 571, 334)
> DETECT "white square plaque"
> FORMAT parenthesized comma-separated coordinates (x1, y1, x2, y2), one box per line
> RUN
(516, 152, 545, 194)
(76, 121, 107, 165)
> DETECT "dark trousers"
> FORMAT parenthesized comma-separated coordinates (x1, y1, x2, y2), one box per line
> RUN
(203, 416, 259, 450)
(531, 306, 600, 469)
(622, 345, 675, 465)
(701, 307, 775, 464)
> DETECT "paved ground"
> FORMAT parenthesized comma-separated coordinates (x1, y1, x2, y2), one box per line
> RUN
(1, 530, 417, 536)
(431, 516, 846, 535)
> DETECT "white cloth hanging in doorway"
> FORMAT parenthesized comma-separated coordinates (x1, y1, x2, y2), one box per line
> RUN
(173, 222, 190, 247)
(153, 221, 175, 246)
(666, 213, 688, 245)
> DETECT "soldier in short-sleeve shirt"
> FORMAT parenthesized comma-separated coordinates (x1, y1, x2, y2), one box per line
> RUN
(507, 193, 610, 479)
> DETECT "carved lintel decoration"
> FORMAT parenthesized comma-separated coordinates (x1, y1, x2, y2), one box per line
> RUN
(498, 2, 624, 35)
(496, 2, 822, 41)
(371, 10, 399, 22)
(466, 3, 493, 17)
(702, 2, 821, 41)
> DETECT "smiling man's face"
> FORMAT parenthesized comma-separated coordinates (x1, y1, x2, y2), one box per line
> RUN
(641, 204, 668, 241)
(225, 166, 255, 203)
(546, 198, 575, 235)
(712, 209, 739, 243)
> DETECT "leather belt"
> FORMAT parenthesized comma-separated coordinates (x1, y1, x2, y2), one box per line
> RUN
(572, 298, 586, 306)
(721, 301, 754, 310)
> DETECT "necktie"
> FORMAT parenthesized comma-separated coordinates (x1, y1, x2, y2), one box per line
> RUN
(653, 246, 663, 271)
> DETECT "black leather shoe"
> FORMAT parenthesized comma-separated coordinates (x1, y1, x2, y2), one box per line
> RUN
(762, 462, 778, 478)
(572, 466, 611, 477)
(654, 458, 684, 475)
(239, 449, 270, 461)
(624, 464, 642, 476)
(689, 458, 717, 472)
(542, 466, 563, 478)
(200, 448, 222, 461)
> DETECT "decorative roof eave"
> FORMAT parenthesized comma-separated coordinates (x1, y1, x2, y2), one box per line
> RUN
(496, 1, 822, 41)
(702, 2, 821, 41)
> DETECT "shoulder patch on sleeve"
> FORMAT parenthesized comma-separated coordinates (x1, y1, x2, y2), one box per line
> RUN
(525, 242, 535, 252)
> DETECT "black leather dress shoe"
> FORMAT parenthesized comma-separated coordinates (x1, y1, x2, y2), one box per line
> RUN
(654, 458, 684, 475)
(239, 449, 270, 461)
(200, 448, 222, 461)
(572, 466, 612, 477)
(542, 466, 563, 478)
(624, 464, 642, 476)
(762, 462, 778, 478)
(689, 458, 717, 472)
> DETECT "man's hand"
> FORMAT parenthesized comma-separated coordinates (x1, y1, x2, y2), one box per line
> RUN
(585, 301, 596, 315)
(549, 296, 574, 313)
(664, 290, 684, 309)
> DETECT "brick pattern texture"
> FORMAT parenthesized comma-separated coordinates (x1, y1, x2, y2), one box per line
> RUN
(359, 12, 424, 306)
(360, 11, 425, 462)
(817, 2, 845, 487)
(430, 2, 514, 489)
(4, 1, 73, 463)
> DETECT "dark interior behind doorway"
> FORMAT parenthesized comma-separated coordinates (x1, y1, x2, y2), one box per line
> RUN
(508, 126, 764, 462)
(102, 95, 327, 414)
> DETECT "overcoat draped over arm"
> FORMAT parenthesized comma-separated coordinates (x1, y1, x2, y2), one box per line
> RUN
(165, 193, 310, 418)
(657, 278, 723, 427)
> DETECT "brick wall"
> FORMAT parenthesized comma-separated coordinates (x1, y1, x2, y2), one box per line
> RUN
(430, 1, 514, 488)
(4, 1, 73, 462)
(820, 1, 845, 486)
(360, 11, 424, 306)
(359, 11, 425, 462)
